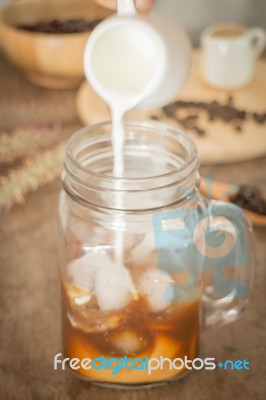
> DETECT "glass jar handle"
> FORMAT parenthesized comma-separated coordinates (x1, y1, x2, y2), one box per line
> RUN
(197, 200, 255, 329)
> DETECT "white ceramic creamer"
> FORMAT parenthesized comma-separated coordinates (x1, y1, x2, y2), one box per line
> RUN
(200, 23, 266, 89)
(84, 0, 192, 111)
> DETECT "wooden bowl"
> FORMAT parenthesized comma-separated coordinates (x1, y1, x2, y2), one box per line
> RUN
(0, 0, 112, 89)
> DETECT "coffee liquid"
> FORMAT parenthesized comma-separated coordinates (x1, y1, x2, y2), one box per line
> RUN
(211, 27, 245, 38)
(62, 280, 200, 384)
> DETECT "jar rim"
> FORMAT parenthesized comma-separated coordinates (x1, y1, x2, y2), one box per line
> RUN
(65, 119, 199, 184)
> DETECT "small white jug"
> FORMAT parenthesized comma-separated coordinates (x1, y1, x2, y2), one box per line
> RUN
(200, 23, 266, 89)
(83, 0, 191, 110)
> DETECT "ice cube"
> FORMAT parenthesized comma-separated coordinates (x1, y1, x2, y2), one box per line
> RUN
(109, 330, 150, 355)
(95, 264, 136, 312)
(68, 251, 114, 291)
(65, 283, 124, 333)
(139, 269, 174, 313)
(65, 284, 93, 310)
(130, 232, 156, 265)
(73, 294, 92, 306)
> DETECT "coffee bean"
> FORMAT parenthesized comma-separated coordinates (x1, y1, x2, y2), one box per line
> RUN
(196, 101, 208, 109)
(161, 97, 265, 137)
(192, 126, 206, 136)
(17, 18, 103, 34)
(230, 185, 266, 215)
(178, 115, 198, 129)
(162, 104, 177, 117)
(253, 113, 266, 124)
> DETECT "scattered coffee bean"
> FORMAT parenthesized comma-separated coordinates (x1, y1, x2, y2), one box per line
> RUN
(253, 113, 266, 124)
(163, 99, 248, 123)
(196, 101, 208, 110)
(151, 115, 159, 121)
(162, 103, 177, 117)
(161, 98, 265, 136)
(230, 185, 266, 215)
(192, 126, 206, 136)
(174, 115, 205, 136)
(17, 18, 103, 34)
(178, 115, 198, 128)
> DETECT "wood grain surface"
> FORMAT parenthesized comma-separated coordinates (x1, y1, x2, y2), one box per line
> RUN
(0, 159, 266, 400)
(77, 51, 266, 164)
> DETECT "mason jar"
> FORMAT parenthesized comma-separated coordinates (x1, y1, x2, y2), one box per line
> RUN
(58, 120, 254, 388)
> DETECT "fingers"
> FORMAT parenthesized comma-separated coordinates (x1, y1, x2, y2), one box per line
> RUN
(136, 0, 155, 10)
(94, 0, 155, 11)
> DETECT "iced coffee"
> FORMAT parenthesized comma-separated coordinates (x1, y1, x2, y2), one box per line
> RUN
(59, 120, 206, 386)
(61, 226, 200, 385)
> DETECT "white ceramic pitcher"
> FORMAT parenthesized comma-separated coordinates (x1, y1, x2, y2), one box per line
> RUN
(83, 0, 192, 110)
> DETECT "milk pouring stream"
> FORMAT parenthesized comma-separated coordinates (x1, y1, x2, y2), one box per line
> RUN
(83, 0, 192, 265)
(85, 23, 157, 264)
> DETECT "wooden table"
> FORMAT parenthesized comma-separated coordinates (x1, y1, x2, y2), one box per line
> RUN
(0, 158, 266, 399)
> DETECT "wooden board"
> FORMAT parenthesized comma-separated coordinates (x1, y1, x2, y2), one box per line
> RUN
(76, 51, 266, 164)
